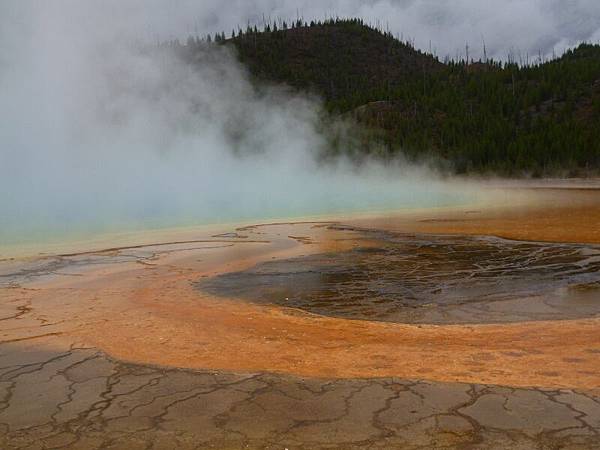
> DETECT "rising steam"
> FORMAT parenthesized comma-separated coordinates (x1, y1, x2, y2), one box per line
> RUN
(0, 2, 472, 248)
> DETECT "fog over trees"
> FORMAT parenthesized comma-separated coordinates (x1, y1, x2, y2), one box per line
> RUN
(171, 19, 600, 175)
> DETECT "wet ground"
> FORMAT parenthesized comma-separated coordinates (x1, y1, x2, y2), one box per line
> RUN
(2, 343, 600, 450)
(2, 187, 600, 449)
(199, 227, 600, 324)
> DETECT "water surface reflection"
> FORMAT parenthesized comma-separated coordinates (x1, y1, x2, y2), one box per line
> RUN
(199, 228, 600, 324)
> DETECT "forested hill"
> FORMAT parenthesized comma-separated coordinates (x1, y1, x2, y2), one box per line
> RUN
(229, 19, 442, 105)
(181, 19, 600, 176)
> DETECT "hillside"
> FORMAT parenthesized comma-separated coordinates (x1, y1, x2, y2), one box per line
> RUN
(183, 19, 600, 176)
(229, 18, 442, 106)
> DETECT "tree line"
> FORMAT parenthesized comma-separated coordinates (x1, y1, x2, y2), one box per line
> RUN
(166, 18, 600, 176)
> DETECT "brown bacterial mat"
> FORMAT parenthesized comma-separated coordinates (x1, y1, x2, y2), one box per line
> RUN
(198, 227, 600, 324)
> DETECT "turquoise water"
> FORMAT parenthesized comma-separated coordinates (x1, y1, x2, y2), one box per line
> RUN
(0, 179, 475, 250)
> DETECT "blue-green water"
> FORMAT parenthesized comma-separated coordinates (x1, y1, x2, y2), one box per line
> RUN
(1, 177, 476, 250)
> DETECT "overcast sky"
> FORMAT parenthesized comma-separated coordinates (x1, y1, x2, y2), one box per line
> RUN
(135, 0, 600, 61)
(2, 1, 599, 61)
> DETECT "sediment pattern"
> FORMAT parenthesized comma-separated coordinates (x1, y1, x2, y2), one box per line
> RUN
(1, 345, 600, 449)
(200, 229, 600, 324)
(2, 217, 600, 448)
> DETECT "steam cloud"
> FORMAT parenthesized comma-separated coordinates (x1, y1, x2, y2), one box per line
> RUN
(0, 2, 474, 247)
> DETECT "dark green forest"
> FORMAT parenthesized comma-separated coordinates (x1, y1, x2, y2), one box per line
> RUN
(175, 18, 600, 176)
